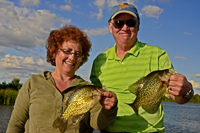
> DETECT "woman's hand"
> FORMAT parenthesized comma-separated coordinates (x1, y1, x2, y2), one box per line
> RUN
(100, 91, 117, 110)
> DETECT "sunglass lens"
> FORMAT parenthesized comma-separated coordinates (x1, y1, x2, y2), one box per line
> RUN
(114, 20, 124, 28)
(126, 19, 137, 27)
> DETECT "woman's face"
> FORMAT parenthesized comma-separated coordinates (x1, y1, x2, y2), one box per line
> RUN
(54, 40, 83, 77)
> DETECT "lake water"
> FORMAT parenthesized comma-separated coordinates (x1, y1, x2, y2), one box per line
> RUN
(0, 105, 13, 133)
(1, 102, 200, 133)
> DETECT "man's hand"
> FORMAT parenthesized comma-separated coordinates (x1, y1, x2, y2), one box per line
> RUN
(168, 73, 193, 104)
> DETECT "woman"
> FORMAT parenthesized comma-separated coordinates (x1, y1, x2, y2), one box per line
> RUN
(6, 25, 117, 133)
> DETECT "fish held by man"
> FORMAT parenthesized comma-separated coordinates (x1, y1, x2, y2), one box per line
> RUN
(52, 85, 107, 133)
(128, 68, 176, 116)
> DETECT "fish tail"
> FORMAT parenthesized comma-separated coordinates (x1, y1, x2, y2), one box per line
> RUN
(128, 102, 139, 116)
(52, 117, 68, 133)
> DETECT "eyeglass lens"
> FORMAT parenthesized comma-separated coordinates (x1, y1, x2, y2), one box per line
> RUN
(113, 19, 137, 28)
(60, 49, 83, 59)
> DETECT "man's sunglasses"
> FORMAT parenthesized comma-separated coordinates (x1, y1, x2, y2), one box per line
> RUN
(112, 19, 138, 28)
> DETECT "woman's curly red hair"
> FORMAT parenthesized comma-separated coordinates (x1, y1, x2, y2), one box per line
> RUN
(46, 25, 92, 67)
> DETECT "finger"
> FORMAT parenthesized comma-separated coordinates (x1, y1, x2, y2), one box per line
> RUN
(168, 85, 183, 96)
(168, 85, 179, 92)
(169, 85, 173, 91)
(100, 92, 117, 109)
(101, 91, 116, 98)
(170, 73, 185, 82)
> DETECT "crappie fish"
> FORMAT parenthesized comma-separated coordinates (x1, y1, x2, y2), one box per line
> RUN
(128, 68, 176, 116)
(52, 85, 106, 133)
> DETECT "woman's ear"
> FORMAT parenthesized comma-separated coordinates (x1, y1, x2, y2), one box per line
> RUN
(53, 52, 56, 60)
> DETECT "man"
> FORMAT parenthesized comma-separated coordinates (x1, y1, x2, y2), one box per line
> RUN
(90, 3, 194, 133)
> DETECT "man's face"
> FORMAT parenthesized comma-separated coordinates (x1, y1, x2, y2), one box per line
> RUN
(108, 13, 140, 46)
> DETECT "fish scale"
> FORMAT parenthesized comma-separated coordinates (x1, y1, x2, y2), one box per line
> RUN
(128, 68, 175, 116)
(52, 85, 106, 133)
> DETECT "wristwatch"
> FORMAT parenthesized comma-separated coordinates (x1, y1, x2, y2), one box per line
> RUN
(182, 84, 194, 99)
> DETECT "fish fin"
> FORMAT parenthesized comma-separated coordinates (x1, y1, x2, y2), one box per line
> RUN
(102, 85, 109, 92)
(158, 75, 168, 83)
(164, 94, 171, 98)
(128, 83, 138, 95)
(72, 114, 85, 124)
(142, 100, 161, 114)
(63, 90, 76, 106)
(169, 68, 176, 74)
(59, 120, 68, 133)
(52, 117, 62, 128)
(164, 86, 170, 98)
(128, 77, 145, 95)
(52, 117, 68, 133)
(128, 102, 139, 116)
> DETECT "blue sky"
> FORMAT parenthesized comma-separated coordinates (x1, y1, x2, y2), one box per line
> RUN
(0, 0, 200, 94)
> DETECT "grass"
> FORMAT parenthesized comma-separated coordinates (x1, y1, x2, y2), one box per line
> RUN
(0, 89, 18, 105)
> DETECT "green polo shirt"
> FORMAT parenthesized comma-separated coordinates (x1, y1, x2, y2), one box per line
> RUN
(90, 40, 173, 133)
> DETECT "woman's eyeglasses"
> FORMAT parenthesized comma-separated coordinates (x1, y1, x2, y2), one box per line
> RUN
(112, 19, 138, 29)
(60, 49, 84, 60)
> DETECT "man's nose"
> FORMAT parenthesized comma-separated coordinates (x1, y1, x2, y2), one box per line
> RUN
(121, 23, 129, 30)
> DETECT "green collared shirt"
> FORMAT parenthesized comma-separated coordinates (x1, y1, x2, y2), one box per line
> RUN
(90, 40, 173, 133)
(7, 71, 117, 133)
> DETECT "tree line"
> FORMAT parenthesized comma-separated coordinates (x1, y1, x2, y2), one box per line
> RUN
(0, 78, 22, 105)
(162, 94, 200, 103)
(0, 78, 22, 91)
(0, 78, 200, 105)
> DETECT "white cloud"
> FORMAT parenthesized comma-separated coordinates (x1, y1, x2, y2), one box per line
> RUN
(141, 5, 163, 19)
(93, 0, 105, 8)
(0, 1, 71, 51)
(106, 0, 119, 7)
(125, 0, 135, 5)
(174, 56, 186, 60)
(0, 54, 54, 80)
(23, 57, 35, 65)
(106, 0, 135, 8)
(84, 26, 109, 36)
(19, 0, 41, 7)
(184, 32, 192, 36)
(37, 59, 45, 66)
(49, 4, 57, 9)
(189, 80, 200, 90)
(192, 74, 200, 78)
(90, 9, 103, 21)
(0, 46, 6, 56)
(60, 5, 72, 11)
(189, 80, 200, 94)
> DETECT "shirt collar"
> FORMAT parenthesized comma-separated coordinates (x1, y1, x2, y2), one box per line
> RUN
(127, 40, 140, 57)
(43, 71, 86, 88)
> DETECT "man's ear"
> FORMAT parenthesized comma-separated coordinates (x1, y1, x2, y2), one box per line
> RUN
(108, 22, 113, 33)
(137, 21, 140, 32)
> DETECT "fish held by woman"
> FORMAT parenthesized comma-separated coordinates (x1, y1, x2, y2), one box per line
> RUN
(52, 85, 107, 133)
(128, 68, 176, 116)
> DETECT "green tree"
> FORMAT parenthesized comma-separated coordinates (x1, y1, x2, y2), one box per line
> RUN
(11, 78, 22, 91)
(0, 81, 7, 90)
